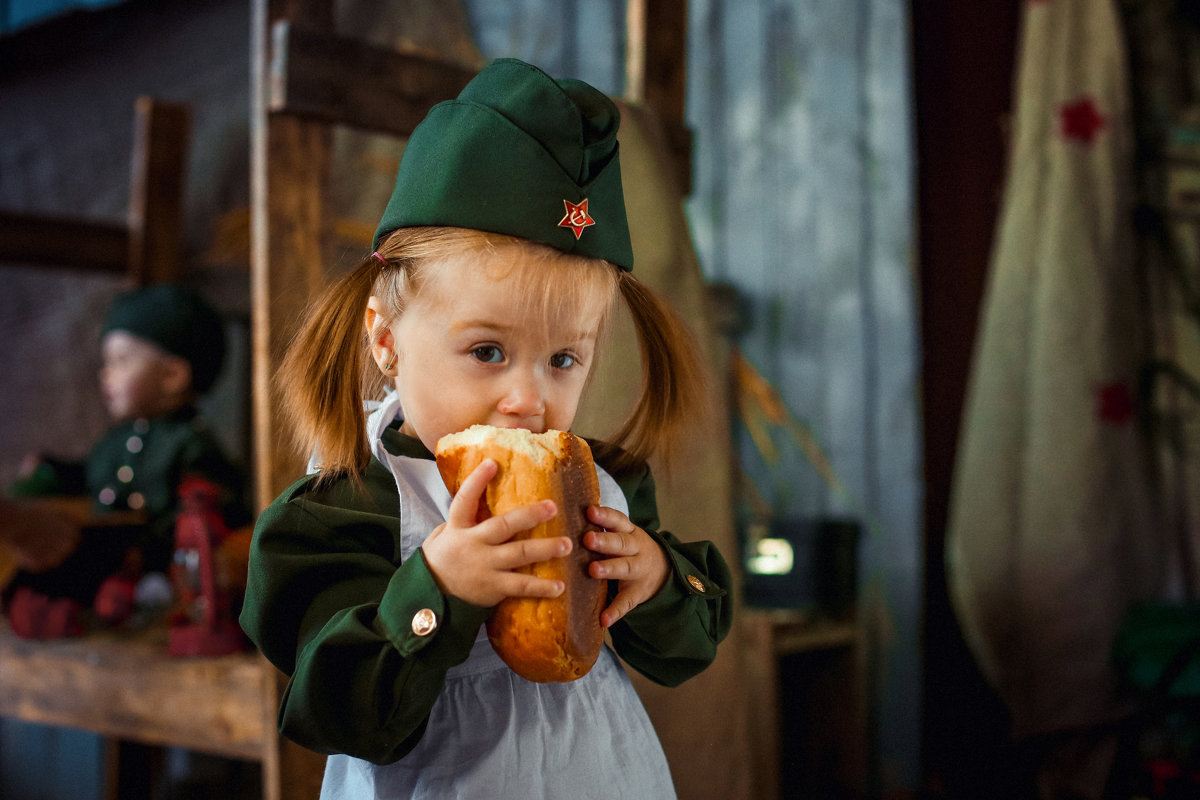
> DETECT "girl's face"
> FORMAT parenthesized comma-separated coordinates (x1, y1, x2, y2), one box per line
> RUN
(388, 245, 610, 453)
(99, 330, 187, 421)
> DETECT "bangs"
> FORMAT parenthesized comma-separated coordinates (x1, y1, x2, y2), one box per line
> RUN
(486, 239, 621, 344)
(402, 230, 621, 345)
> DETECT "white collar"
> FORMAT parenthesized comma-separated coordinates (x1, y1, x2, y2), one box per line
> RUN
(366, 390, 405, 465)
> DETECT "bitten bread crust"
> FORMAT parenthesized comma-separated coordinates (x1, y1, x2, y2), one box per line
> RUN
(435, 425, 607, 683)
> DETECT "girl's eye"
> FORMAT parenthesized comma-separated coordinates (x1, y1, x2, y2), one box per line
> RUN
(471, 345, 503, 364)
(550, 352, 577, 370)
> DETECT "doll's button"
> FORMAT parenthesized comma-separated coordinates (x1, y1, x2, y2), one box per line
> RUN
(411, 608, 438, 636)
(686, 575, 706, 593)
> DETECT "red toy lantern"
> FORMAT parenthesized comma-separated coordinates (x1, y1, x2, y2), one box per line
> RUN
(168, 476, 248, 657)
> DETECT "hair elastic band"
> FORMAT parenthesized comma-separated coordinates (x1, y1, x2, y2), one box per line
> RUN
(371, 252, 387, 265)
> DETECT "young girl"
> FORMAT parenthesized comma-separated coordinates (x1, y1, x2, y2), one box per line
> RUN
(240, 58, 732, 798)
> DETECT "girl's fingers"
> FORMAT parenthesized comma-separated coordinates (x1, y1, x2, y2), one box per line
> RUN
(477, 500, 557, 545)
(585, 529, 635, 557)
(599, 589, 639, 628)
(589, 556, 635, 580)
(492, 534, 571, 569)
(587, 504, 632, 533)
(497, 572, 566, 600)
(446, 459, 498, 527)
(447, 459, 559, 544)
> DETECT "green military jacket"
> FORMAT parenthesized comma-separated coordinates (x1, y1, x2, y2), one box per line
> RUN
(240, 425, 733, 764)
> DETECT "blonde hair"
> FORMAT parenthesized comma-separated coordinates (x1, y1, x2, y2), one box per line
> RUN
(278, 227, 710, 481)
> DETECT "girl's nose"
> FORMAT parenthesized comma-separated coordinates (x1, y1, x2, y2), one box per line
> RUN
(497, 373, 546, 419)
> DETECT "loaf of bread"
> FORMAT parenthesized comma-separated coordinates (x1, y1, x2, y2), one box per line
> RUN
(435, 425, 607, 683)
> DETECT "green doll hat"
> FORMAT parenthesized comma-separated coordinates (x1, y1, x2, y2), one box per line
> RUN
(372, 58, 634, 271)
(102, 284, 226, 394)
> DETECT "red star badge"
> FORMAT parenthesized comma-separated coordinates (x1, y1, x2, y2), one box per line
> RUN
(1060, 96, 1107, 144)
(558, 198, 595, 240)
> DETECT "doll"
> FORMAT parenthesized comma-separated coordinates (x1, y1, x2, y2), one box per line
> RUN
(6, 285, 248, 636)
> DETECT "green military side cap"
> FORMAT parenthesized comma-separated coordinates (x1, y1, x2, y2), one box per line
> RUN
(373, 58, 634, 271)
(102, 285, 226, 393)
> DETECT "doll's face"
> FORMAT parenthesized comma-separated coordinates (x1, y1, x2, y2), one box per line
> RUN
(386, 245, 611, 453)
(99, 331, 190, 421)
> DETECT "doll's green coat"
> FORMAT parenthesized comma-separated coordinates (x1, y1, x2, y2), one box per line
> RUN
(239, 425, 733, 765)
(9, 406, 247, 572)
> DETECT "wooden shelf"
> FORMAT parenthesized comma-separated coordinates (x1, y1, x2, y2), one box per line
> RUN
(741, 608, 866, 800)
(0, 625, 324, 799)
(750, 608, 861, 654)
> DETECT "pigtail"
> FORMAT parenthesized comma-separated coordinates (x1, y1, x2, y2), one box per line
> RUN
(603, 272, 713, 473)
(277, 255, 382, 481)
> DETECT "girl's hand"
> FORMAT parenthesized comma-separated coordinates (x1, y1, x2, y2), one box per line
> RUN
(584, 505, 669, 628)
(421, 459, 572, 608)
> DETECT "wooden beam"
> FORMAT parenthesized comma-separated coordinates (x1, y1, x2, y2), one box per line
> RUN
(0, 211, 128, 273)
(127, 96, 191, 285)
(269, 21, 476, 137)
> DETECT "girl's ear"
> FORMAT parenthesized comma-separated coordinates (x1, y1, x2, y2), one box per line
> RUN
(365, 296, 396, 373)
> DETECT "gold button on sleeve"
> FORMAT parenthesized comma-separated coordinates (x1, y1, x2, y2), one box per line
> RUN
(411, 608, 438, 636)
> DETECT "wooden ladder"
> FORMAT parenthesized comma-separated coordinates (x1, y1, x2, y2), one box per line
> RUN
(0, 95, 190, 286)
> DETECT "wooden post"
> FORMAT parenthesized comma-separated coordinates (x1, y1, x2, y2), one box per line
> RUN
(127, 96, 191, 286)
(251, 0, 335, 510)
(260, 658, 325, 800)
(251, 4, 335, 790)
(625, 0, 687, 122)
(249, 5, 485, 790)
(624, 0, 692, 194)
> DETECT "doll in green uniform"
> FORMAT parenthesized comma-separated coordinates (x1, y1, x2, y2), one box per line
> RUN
(10, 285, 247, 584)
(239, 58, 732, 798)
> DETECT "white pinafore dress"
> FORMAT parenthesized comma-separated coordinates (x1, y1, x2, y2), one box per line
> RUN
(319, 395, 676, 799)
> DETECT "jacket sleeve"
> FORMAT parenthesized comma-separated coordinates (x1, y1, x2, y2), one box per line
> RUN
(239, 461, 489, 764)
(605, 463, 734, 687)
